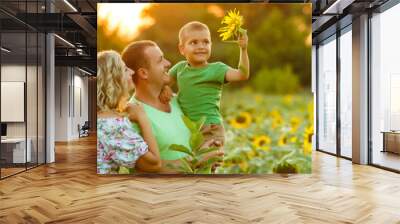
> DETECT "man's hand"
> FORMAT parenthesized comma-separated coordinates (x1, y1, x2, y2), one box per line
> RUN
(159, 85, 173, 104)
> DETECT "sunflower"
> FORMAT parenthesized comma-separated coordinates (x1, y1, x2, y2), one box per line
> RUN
(229, 112, 252, 129)
(218, 8, 245, 41)
(303, 126, 313, 154)
(272, 115, 283, 129)
(270, 109, 281, 118)
(290, 117, 301, 132)
(289, 136, 297, 143)
(278, 135, 288, 146)
(252, 135, 271, 151)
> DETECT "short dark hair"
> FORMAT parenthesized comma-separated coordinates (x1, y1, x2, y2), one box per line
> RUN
(121, 40, 157, 75)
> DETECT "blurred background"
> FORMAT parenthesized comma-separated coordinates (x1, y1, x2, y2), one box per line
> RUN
(98, 3, 313, 174)
(98, 3, 311, 93)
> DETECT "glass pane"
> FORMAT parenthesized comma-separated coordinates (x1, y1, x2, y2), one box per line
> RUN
(38, 33, 45, 165)
(371, 3, 400, 171)
(1, 30, 27, 177)
(317, 36, 337, 154)
(27, 31, 38, 169)
(340, 28, 352, 158)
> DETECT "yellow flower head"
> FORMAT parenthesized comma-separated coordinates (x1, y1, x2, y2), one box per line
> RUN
(303, 126, 314, 154)
(270, 109, 281, 118)
(290, 116, 301, 132)
(304, 125, 314, 142)
(218, 8, 244, 41)
(289, 136, 297, 143)
(278, 135, 288, 146)
(229, 111, 252, 129)
(252, 135, 271, 151)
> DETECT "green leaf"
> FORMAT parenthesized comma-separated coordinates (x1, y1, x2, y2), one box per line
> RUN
(169, 144, 194, 157)
(190, 132, 204, 151)
(180, 158, 194, 173)
(195, 166, 212, 174)
(177, 165, 189, 173)
(273, 160, 298, 174)
(190, 158, 199, 167)
(202, 157, 223, 168)
(118, 166, 130, 174)
(182, 115, 197, 132)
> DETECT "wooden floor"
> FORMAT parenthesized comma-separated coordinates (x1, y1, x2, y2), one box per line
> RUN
(0, 135, 400, 223)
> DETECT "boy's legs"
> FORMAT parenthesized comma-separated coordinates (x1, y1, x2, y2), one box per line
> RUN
(200, 124, 225, 171)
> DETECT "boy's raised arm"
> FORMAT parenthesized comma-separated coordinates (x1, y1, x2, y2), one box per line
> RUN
(225, 31, 250, 82)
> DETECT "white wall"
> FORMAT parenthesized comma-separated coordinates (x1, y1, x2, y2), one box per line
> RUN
(54, 67, 89, 141)
(0, 65, 42, 138)
(1, 64, 45, 164)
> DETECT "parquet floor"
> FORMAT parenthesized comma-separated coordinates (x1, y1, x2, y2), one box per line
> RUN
(0, 135, 400, 223)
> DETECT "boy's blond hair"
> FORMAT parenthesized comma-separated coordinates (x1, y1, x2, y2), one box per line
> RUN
(178, 21, 210, 45)
(97, 50, 130, 112)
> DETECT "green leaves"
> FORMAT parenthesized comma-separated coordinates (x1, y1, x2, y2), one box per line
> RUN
(118, 166, 133, 174)
(170, 144, 194, 157)
(190, 132, 204, 152)
(168, 116, 221, 174)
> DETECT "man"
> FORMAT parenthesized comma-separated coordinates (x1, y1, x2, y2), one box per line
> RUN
(121, 40, 222, 173)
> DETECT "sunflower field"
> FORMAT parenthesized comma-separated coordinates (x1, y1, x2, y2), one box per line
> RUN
(215, 88, 313, 174)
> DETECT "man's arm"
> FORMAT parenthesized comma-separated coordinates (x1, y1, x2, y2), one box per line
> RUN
(225, 31, 250, 82)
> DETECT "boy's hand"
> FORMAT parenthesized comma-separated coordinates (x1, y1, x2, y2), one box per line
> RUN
(125, 103, 147, 123)
(159, 85, 173, 104)
(237, 30, 248, 50)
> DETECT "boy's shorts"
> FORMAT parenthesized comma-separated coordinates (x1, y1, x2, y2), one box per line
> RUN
(200, 124, 225, 150)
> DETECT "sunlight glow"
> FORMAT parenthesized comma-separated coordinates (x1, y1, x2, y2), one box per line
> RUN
(98, 3, 154, 41)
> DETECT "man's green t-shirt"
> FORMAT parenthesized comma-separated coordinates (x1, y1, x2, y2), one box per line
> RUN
(169, 61, 230, 125)
(130, 96, 191, 160)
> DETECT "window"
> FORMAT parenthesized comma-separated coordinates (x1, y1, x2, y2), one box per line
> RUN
(339, 27, 352, 158)
(317, 35, 337, 154)
(371, 2, 400, 171)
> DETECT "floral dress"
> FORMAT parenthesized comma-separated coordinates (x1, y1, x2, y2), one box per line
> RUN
(97, 117, 148, 174)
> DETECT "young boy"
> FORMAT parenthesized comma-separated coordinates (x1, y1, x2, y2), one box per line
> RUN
(162, 21, 249, 154)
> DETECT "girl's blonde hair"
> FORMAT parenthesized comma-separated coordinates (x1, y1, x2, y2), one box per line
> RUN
(97, 50, 131, 113)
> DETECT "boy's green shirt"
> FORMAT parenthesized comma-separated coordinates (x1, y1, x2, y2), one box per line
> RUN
(169, 60, 230, 125)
